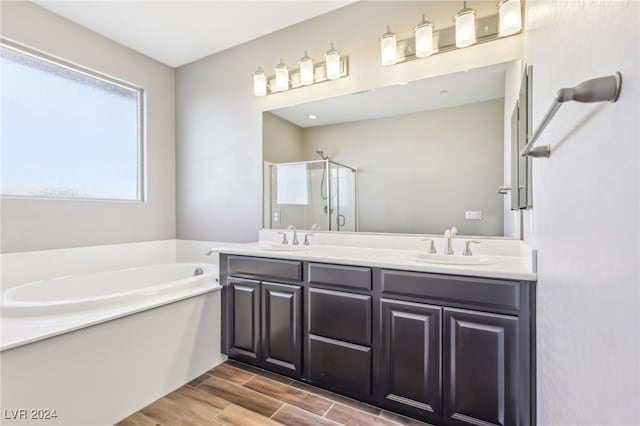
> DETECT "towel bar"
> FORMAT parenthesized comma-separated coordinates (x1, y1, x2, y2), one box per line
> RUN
(521, 72, 622, 158)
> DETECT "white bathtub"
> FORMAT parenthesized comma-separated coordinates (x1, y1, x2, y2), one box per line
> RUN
(0, 240, 227, 426)
(2, 262, 218, 317)
(1, 262, 221, 351)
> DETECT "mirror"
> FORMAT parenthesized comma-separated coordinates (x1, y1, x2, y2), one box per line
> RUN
(511, 65, 532, 210)
(263, 60, 525, 238)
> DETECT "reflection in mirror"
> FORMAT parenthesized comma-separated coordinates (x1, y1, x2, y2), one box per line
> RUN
(511, 65, 532, 210)
(263, 60, 523, 238)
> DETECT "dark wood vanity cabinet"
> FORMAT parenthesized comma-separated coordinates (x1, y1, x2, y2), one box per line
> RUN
(305, 270, 374, 401)
(220, 254, 535, 426)
(227, 278, 261, 363)
(380, 299, 442, 421)
(223, 256, 303, 378)
(261, 282, 302, 375)
(443, 308, 518, 426)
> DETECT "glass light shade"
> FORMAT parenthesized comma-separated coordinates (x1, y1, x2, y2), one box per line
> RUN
(325, 46, 341, 80)
(253, 69, 267, 96)
(455, 9, 476, 48)
(380, 28, 397, 66)
(499, 0, 522, 36)
(274, 60, 289, 91)
(415, 21, 434, 58)
(299, 52, 314, 85)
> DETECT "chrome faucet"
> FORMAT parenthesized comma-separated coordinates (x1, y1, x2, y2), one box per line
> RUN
(444, 226, 457, 255)
(462, 240, 481, 256)
(287, 225, 299, 245)
(421, 238, 437, 254)
(303, 234, 314, 246)
(278, 231, 289, 244)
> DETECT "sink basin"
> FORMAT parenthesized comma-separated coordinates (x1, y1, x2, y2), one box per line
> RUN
(258, 244, 309, 252)
(404, 253, 492, 265)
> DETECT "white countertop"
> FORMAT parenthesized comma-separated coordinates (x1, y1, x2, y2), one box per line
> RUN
(215, 242, 537, 281)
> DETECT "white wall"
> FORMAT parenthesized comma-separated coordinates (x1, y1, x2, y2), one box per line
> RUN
(523, 0, 640, 424)
(176, 1, 523, 242)
(299, 99, 505, 235)
(0, 2, 176, 253)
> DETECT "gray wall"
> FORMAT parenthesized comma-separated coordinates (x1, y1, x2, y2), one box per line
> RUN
(0, 2, 176, 253)
(300, 99, 504, 236)
(263, 112, 303, 163)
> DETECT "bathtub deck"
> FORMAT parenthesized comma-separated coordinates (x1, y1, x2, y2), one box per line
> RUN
(116, 360, 430, 426)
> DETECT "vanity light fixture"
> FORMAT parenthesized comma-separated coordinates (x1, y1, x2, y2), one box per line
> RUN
(378, 3, 521, 68)
(415, 14, 434, 58)
(325, 44, 341, 80)
(299, 51, 314, 86)
(274, 59, 289, 92)
(499, 0, 522, 36)
(380, 26, 397, 66)
(252, 46, 348, 96)
(253, 67, 267, 97)
(455, 1, 477, 48)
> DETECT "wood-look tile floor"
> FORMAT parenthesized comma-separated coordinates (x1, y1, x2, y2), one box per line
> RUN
(116, 360, 431, 426)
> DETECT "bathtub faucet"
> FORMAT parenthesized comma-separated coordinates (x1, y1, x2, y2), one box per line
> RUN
(205, 249, 215, 256)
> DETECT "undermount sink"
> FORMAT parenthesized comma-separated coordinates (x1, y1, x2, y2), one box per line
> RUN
(404, 253, 492, 265)
(258, 244, 309, 252)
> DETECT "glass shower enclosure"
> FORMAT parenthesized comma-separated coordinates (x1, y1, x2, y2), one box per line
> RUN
(266, 160, 358, 232)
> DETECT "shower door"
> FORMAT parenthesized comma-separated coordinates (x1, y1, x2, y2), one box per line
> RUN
(267, 160, 357, 232)
(329, 162, 357, 232)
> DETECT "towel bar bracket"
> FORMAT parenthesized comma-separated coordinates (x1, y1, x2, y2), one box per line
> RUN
(521, 72, 622, 159)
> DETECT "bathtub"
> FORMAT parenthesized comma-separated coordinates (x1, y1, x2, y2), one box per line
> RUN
(2, 262, 218, 317)
(0, 240, 227, 426)
(1, 262, 220, 350)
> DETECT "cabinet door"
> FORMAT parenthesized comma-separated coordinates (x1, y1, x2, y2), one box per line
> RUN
(380, 299, 442, 421)
(261, 282, 302, 377)
(228, 278, 261, 364)
(443, 308, 518, 426)
(308, 334, 372, 399)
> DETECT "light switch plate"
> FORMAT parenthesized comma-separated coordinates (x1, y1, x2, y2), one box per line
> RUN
(465, 210, 482, 220)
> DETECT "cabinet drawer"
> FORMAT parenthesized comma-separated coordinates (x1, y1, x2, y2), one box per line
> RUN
(307, 263, 372, 291)
(381, 270, 520, 313)
(308, 287, 372, 346)
(308, 334, 372, 399)
(228, 256, 302, 282)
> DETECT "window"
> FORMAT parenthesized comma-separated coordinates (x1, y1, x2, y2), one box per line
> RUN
(0, 41, 144, 201)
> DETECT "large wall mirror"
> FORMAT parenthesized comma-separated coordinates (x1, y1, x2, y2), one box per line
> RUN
(262, 60, 528, 239)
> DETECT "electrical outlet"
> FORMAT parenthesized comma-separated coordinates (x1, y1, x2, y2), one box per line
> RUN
(272, 210, 280, 224)
(465, 210, 482, 220)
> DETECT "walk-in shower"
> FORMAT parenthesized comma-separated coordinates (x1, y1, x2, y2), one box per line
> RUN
(266, 155, 358, 232)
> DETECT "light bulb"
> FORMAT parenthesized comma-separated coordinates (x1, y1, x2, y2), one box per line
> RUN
(253, 68, 266, 96)
(499, 0, 522, 36)
(380, 26, 397, 66)
(274, 59, 289, 92)
(455, 7, 476, 48)
(325, 44, 341, 80)
(415, 15, 434, 58)
(299, 51, 314, 86)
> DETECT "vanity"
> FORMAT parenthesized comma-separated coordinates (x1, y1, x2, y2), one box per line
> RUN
(228, 56, 536, 425)
(218, 236, 536, 426)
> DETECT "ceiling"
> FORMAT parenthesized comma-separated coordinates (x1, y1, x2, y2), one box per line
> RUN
(32, 1, 354, 67)
(269, 62, 509, 128)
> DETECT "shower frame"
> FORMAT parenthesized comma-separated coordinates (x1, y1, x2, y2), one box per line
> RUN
(269, 159, 359, 232)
